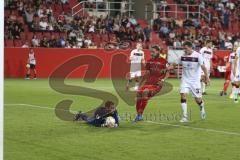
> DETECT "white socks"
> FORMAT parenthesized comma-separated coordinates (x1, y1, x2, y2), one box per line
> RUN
(181, 102, 188, 118)
(233, 86, 239, 100)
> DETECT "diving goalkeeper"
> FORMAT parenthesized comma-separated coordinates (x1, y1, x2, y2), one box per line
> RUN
(74, 101, 119, 127)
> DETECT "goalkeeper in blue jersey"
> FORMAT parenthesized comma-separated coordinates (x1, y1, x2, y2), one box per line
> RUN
(74, 101, 119, 128)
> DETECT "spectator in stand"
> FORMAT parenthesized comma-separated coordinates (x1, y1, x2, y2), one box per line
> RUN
(134, 30, 144, 42)
(159, 23, 169, 38)
(173, 38, 182, 49)
(143, 25, 152, 42)
(32, 35, 40, 47)
(84, 36, 92, 48)
(129, 15, 138, 26)
(48, 35, 57, 48)
(88, 23, 95, 33)
(69, 30, 77, 43)
(57, 36, 66, 48)
(223, 9, 230, 29)
(65, 41, 71, 48)
(58, 11, 66, 25)
(11, 25, 21, 39)
(24, 6, 34, 27)
(76, 34, 84, 48)
(40, 36, 49, 47)
(39, 18, 49, 30)
(234, 38, 240, 48)
(30, 21, 40, 32)
(224, 38, 233, 50)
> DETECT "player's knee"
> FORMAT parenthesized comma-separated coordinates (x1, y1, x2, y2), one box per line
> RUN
(180, 93, 186, 99)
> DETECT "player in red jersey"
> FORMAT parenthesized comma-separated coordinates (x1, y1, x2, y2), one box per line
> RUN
(134, 45, 170, 122)
(220, 55, 231, 96)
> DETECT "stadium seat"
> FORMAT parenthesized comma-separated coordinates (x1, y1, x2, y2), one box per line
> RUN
(14, 39, 23, 47)
(59, 32, 68, 39)
(93, 34, 101, 47)
(20, 32, 26, 40)
(52, 32, 60, 39)
(101, 34, 109, 42)
(5, 39, 14, 47)
(26, 32, 34, 41)
(43, 32, 51, 39)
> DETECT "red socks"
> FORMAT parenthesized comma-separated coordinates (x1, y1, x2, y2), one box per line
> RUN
(136, 98, 148, 115)
(223, 81, 230, 93)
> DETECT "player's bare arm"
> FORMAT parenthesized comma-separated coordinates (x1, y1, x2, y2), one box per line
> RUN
(201, 65, 210, 85)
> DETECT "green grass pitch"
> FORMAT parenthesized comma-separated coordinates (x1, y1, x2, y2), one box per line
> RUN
(4, 78, 240, 160)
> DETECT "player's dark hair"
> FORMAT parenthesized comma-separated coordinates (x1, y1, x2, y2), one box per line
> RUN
(206, 40, 212, 44)
(183, 41, 192, 48)
(152, 45, 161, 51)
(105, 101, 114, 108)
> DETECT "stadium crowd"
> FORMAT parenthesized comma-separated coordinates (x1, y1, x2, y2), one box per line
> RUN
(154, 0, 240, 50)
(4, 0, 240, 49)
(4, 0, 151, 48)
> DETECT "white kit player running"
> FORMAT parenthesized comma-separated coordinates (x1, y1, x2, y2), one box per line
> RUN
(126, 43, 145, 91)
(26, 48, 37, 79)
(232, 46, 240, 103)
(175, 41, 210, 123)
(228, 50, 237, 99)
(200, 40, 213, 95)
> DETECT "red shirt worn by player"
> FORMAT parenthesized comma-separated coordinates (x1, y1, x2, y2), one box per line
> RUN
(138, 57, 168, 98)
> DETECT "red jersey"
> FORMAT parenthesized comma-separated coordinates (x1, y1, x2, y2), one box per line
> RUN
(145, 57, 168, 85)
(224, 55, 231, 72)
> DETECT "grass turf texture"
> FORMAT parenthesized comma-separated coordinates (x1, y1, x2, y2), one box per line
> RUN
(4, 79, 240, 160)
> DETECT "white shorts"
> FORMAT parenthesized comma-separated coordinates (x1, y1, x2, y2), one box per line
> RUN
(130, 71, 141, 79)
(230, 72, 236, 82)
(233, 74, 240, 82)
(130, 62, 141, 79)
(180, 81, 202, 98)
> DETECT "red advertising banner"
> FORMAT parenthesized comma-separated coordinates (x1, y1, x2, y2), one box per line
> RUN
(4, 48, 230, 78)
(4, 48, 151, 78)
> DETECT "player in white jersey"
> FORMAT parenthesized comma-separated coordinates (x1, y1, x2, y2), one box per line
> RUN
(200, 40, 213, 95)
(126, 43, 145, 91)
(26, 48, 37, 79)
(228, 50, 237, 98)
(174, 41, 210, 123)
(232, 46, 240, 103)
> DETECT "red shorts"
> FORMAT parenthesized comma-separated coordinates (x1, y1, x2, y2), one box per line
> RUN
(225, 71, 231, 80)
(137, 85, 162, 98)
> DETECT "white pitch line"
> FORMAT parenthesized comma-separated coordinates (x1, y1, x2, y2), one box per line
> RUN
(4, 103, 77, 112)
(145, 121, 240, 136)
(4, 103, 240, 136)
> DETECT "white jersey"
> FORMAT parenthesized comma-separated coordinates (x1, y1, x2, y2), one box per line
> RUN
(179, 50, 204, 83)
(228, 52, 236, 72)
(130, 49, 144, 64)
(130, 49, 144, 73)
(199, 47, 213, 70)
(29, 53, 36, 65)
(236, 47, 240, 77)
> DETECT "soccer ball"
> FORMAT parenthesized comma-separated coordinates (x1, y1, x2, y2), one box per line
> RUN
(26, 64, 30, 68)
(104, 116, 116, 128)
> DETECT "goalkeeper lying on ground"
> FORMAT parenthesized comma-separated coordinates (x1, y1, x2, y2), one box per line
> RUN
(74, 101, 119, 128)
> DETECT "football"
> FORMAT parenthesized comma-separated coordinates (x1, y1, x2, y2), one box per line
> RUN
(104, 116, 116, 128)
(26, 64, 30, 68)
